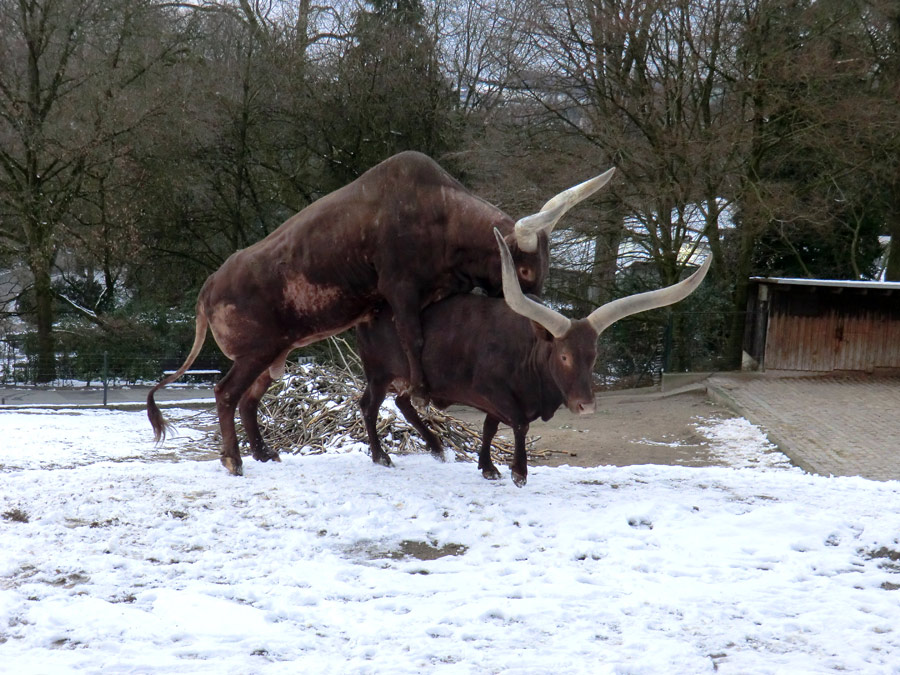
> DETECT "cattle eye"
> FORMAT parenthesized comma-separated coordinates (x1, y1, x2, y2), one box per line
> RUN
(518, 266, 534, 282)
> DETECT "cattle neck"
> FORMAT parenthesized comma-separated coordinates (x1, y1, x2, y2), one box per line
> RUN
(523, 331, 567, 422)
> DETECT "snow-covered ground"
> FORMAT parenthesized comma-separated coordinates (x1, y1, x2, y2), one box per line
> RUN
(2, 406, 899, 674)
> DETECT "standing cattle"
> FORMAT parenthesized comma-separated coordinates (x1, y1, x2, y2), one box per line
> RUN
(356, 230, 711, 486)
(147, 151, 615, 475)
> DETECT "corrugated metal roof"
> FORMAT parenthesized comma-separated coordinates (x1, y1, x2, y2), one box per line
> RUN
(751, 277, 900, 291)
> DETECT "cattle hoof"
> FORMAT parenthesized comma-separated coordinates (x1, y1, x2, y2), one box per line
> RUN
(431, 450, 447, 463)
(373, 454, 393, 468)
(221, 456, 244, 476)
(511, 471, 527, 488)
(481, 467, 502, 481)
(252, 445, 280, 463)
(408, 385, 429, 408)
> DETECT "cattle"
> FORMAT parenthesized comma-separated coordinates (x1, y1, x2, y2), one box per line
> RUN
(147, 151, 615, 475)
(356, 229, 711, 487)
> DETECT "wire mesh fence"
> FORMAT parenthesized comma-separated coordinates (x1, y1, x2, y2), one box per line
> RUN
(0, 310, 744, 390)
(0, 340, 225, 387)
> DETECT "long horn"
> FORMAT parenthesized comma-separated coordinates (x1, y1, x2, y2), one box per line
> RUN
(494, 228, 572, 338)
(514, 167, 616, 253)
(586, 253, 712, 335)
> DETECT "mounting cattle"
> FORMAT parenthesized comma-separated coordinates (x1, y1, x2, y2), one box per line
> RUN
(356, 230, 711, 487)
(147, 151, 615, 475)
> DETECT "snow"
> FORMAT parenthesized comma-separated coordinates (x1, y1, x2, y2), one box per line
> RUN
(2, 407, 900, 673)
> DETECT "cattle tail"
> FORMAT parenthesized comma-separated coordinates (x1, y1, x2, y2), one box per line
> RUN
(146, 303, 209, 443)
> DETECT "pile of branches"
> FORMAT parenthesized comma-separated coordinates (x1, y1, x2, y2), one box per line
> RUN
(257, 338, 538, 465)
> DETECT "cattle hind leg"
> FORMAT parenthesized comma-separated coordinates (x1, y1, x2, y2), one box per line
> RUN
(395, 395, 445, 462)
(215, 354, 281, 475)
(239, 368, 281, 463)
(478, 416, 502, 480)
(360, 380, 393, 467)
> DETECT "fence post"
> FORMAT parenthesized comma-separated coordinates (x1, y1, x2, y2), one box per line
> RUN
(102, 351, 109, 406)
(662, 312, 674, 373)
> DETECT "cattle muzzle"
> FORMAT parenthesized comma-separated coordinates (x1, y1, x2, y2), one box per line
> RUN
(569, 398, 596, 415)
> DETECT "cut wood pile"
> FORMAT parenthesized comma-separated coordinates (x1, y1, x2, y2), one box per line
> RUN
(257, 339, 539, 465)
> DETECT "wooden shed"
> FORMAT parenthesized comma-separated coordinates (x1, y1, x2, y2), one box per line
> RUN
(743, 277, 900, 373)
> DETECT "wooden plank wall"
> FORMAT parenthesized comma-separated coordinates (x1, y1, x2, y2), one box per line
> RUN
(764, 287, 900, 372)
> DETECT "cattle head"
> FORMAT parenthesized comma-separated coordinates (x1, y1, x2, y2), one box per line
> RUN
(482, 168, 617, 297)
(494, 229, 712, 415)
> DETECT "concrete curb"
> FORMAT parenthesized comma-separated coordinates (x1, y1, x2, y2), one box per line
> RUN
(0, 399, 215, 412)
(595, 381, 709, 404)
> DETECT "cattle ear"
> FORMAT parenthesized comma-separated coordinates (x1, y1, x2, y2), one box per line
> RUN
(530, 321, 555, 342)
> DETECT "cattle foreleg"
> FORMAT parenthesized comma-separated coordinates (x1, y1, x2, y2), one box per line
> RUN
(239, 369, 280, 464)
(360, 380, 393, 467)
(510, 424, 530, 488)
(478, 416, 502, 480)
(395, 395, 445, 462)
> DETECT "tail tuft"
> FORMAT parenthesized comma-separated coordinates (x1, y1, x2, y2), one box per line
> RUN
(147, 386, 176, 443)
(146, 303, 210, 444)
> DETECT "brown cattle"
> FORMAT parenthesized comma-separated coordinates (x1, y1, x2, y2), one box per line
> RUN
(147, 151, 615, 475)
(356, 230, 711, 486)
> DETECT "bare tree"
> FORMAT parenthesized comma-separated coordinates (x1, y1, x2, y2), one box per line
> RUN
(307, 0, 460, 185)
(515, 0, 741, 278)
(106, 1, 351, 308)
(432, 0, 534, 116)
(0, 0, 195, 380)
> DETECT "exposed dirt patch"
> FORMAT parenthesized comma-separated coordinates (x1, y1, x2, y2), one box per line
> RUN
(864, 547, 900, 571)
(448, 388, 739, 469)
(348, 539, 468, 564)
(388, 540, 468, 561)
(2, 508, 29, 523)
(861, 547, 900, 590)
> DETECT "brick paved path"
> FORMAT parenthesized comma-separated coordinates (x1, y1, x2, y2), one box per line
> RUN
(707, 374, 900, 481)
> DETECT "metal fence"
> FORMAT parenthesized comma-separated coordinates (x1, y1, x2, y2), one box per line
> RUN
(0, 310, 741, 390)
(0, 341, 226, 388)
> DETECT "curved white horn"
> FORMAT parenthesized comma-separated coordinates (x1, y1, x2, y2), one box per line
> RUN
(540, 167, 616, 214)
(512, 203, 567, 253)
(586, 253, 712, 335)
(494, 228, 572, 338)
(514, 167, 616, 253)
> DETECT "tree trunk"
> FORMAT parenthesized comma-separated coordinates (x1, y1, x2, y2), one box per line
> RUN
(587, 203, 625, 307)
(887, 181, 900, 281)
(30, 256, 56, 383)
(726, 214, 759, 370)
(887, 225, 900, 281)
